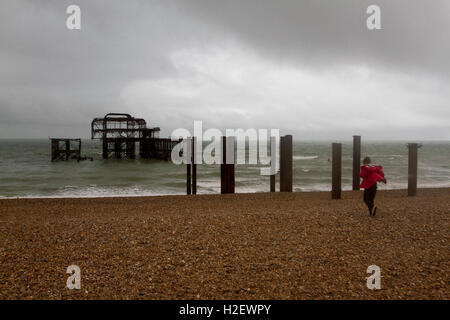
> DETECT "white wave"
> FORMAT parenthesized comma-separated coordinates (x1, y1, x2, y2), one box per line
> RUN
(0, 192, 177, 199)
(420, 166, 450, 173)
(1, 183, 449, 199)
(293, 155, 319, 160)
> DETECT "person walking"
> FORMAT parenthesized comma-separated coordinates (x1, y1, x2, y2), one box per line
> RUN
(360, 156, 387, 216)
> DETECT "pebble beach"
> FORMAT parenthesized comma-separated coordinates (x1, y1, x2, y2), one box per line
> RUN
(0, 188, 448, 299)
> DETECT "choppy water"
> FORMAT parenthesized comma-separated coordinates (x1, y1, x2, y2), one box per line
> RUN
(0, 139, 448, 198)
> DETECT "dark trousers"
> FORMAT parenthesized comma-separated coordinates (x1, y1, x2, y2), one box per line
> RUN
(363, 183, 377, 212)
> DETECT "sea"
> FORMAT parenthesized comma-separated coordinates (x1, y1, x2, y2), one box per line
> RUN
(0, 139, 448, 198)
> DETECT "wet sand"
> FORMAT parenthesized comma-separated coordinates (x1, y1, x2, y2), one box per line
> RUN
(0, 188, 448, 299)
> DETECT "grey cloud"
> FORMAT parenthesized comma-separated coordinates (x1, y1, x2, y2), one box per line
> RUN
(0, 0, 448, 140)
(176, 0, 450, 78)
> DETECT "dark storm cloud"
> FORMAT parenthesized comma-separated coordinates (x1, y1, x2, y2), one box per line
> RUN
(0, 0, 448, 139)
(0, 0, 206, 133)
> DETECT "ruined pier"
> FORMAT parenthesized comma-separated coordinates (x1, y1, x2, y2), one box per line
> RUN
(91, 113, 179, 160)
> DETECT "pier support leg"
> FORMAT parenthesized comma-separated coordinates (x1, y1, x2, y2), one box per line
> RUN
(220, 137, 225, 193)
(114, 140, 122, 159)
(51, 140, 58, 161)
(332, 143, 342, 199)
(186, 138, 192, 195)
(126, 141, 135, 159)
(352, 135, 361, 191)
(65, 140, 70, 160)
(102, 140, 108, 159)
(280, 135, 293, 192)
(408, 143, 419, 196)
(270, 136, 276, 192)
(270, 175, 275, 192)
(221, 136, 235, 194)
(77, 140, 81, 160)
(192, 137, 197, 195)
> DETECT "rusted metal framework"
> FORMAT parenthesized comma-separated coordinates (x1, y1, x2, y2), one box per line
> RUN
(51, 138, 81, 161)
(91, 113, 178, 160)
(91, 113, 149, 140)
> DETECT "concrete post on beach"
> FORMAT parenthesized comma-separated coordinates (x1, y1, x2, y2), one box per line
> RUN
(332, 143, 342, 199)
(408, 143, 421, 196)
(352, 135, 361, 191)
(221, 136, 235, 194)
(280, 135, 293, 192)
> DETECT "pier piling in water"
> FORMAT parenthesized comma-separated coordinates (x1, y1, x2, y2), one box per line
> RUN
(352, 135, 361, 191)
(51, 138, 81, 161)
(280, 135, 293, 192)
(332, 142, 342, 199)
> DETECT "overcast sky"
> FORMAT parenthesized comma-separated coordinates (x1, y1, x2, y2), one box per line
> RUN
(0, 0, 449, 140)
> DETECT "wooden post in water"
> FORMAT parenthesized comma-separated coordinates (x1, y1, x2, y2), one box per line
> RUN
(65, 140, 71, 160)
(114, 140, 122, 158)
(332, 143, 342, 199)
(192, 137, 197, 195)
(221, 136, 235, 194)
(280, 135, 293, 192)
(352, 135, 361, 190)
(408, 143, 420, 196)
(270, 136, 276, 192)
(186, 138, 192, 195)
(102, 140, 108, 159)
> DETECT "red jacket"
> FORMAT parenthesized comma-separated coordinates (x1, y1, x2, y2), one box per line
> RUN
(360, 165, 385, 189)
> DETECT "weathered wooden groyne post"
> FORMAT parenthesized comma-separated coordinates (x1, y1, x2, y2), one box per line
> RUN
(332, 142, 342, 199)
(270, 136, 276, 192)
(192, 137, 197, 195)
(186, 138, 192, 195)
(221, 136, 235, 194)
(352, 135, 361, 190)
(280, 135, 293, 192)
(186, 137, 198, 195)
(408, 143, 421, 196)
(270, 175, 276, 192)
